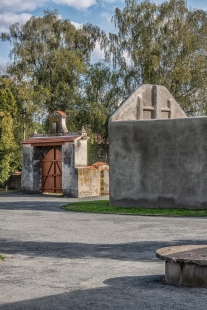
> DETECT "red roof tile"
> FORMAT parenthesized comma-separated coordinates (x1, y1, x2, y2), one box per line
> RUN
(76, 166, 96, 170)
(56, 110, 67, 117)
(12, 171, 21, 175)
(92, 162, 107, 169)
(22, 135, 81, 146)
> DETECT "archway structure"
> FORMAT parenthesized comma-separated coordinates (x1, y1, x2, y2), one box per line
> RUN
(21, 111, 109, 197)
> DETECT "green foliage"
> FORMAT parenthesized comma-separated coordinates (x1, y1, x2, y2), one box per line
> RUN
(1, 9, 97, 113)
(0, 76, 37, 172)
(106, 0, 207, 115)
(0, 89, 17, 185)
(1, 1, 206, 166)
(0, 254, 5, 261)
(87, 139, 103, 165)
(76, 62, 122, 146)
(0, 88, 17, 115)
(0, 76, 36, 138)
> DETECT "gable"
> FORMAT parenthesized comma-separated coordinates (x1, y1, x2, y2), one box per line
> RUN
(110, 84, 186, 122)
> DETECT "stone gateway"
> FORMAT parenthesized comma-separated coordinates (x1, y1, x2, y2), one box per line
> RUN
(21, 111, 109, 197)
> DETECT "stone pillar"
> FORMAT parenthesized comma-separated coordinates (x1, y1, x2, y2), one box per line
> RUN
(21, 144, 34, 192)
(21, 145, 42, 193)
(103, 170, 109, 195)
(62, 142, 78, 197)
(74, 139, 88, 167)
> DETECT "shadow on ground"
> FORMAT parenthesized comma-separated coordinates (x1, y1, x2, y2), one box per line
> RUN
(0, 200, 68, 212)
(0, 192, 108, 212)
(0, 274, 207, 310)
(0, 239, 206, 261)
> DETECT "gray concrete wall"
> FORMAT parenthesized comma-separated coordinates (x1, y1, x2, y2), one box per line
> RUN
(62, 142, 78, 197)
(21, 145, 36, 192)
(21, 145, 42, 193)
(109, 117, 207, 209)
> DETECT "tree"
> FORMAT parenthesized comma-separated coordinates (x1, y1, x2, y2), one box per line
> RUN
(71, 61, 123, 163)
(1, 10, 97, 113)
(0, 62, 10, 77)
(80, 62, 122, 140)
(0, 88, 17, 185)
(104, 0, 207, 115)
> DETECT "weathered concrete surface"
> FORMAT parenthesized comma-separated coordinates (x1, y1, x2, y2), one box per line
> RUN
(0, 192, 207, 309)
(21, 145, 63, 194)
(110, 84, 186, 122)
(21, 112, 89, 196)
(62, 142, 78, 197)
(77, 163, 109, 198)
(77, 167, 100, 197)
(21, 124, 104, 198)
(156, 245, 207, 287)
(109, 117, 207, 209)
(156, 245, 207, 265)
(74, 138, 88, 167)
(49, 111, 68, 134)
(21, 144, 34, 192)
(164, 261, 207, 287)
(103, 169, 109, 194)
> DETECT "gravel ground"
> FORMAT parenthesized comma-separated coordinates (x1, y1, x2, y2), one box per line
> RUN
(0, 192, 207, 309)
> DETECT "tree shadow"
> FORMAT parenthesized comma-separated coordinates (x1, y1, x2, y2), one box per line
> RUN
(0, 200, 67, 212)
(1, 274, 207, 310)
(0, 239, 206, 261)
(0, 192, 108, 212)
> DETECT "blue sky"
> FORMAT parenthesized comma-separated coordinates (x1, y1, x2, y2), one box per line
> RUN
(0, 0, 207, 64)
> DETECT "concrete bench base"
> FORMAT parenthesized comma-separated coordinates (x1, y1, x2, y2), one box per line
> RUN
(156, 245, 207, 287)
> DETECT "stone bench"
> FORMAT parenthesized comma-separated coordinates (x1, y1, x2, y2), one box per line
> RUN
(156, 245, 207, 287)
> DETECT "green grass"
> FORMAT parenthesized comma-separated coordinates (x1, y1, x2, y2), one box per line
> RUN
(0, 254, 5, 261)
(0, 188, 19, 193)
(61, 200, 207, 216)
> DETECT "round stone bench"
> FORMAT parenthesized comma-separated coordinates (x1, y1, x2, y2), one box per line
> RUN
(156, 245, 207, 287)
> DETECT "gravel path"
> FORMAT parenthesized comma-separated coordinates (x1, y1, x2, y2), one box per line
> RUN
(0, 192, 207, 309)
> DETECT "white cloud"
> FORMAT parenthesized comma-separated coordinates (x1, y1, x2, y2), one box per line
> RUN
(0, 12, 83, 34)
(100, 12, 112, 23)
(71, 21, 83, 29)
(0, 0, 97, 13)
(52, 0, 96, 9)
(123, 51, 132, 66)
(0, 12, 32, 32)
(0, 0, 44, 13)
(101, 0, 117, 2)
(91, 42, 105, 63)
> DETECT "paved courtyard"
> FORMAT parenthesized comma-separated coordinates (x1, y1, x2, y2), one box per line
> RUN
(0, 192, 207, 309)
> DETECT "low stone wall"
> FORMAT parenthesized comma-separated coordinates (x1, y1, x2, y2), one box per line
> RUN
(77, 167, 100, 197)
(77, 162, 109, 198)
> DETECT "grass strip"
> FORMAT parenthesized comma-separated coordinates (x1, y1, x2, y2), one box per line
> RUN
(0, 254, 5, 260)
(62, 200, 207, 216)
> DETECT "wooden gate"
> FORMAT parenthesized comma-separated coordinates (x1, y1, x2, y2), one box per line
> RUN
(42, 148, 62, 193)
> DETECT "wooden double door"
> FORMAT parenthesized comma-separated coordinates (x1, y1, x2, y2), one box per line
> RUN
(42, 148, 62, 193)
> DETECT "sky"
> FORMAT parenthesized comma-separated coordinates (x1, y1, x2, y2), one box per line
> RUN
(0, 0, 207, 64)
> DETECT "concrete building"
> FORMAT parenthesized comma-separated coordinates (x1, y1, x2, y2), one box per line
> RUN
(21, 111, 109, 197)
(109, 84, 207, 209)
